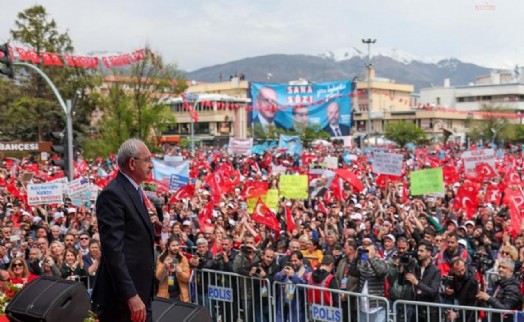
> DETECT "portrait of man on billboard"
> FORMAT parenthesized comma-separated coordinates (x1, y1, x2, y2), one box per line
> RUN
(252, 87, 286, 129)
(322, 102, 350, 137)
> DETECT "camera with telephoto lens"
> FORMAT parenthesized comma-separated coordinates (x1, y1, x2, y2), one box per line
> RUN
(441, 275, 454, 287)
(472, 253, 494, 273)
(393, 252, 416, 273)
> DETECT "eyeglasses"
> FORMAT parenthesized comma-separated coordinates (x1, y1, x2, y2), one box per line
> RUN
(133, 157, 153, 164)
(501, 251, 510, 256)
(12, 263, 23, 268)
(80, 237, 89, 240)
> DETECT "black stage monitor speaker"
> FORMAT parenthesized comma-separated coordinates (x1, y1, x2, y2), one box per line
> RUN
(153, 297, 212, 322)
(5, 276, 90, 322)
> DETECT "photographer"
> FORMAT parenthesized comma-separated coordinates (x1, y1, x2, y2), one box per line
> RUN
(443, 258, 478, 322)
(189, 238, 214, 313)
(212, 236, 238, 272)
(348, 243, 388, 322)
(233, 235, 261, 322)
(387, 236, 418, 322)
(405, 241, 441, 322)
(155, 237, 190, 302)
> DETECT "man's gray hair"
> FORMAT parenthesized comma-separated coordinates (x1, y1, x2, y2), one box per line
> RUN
(117, 138, 144, 169)
(499, 258, 515, 272)
(196, 238, 208, 246)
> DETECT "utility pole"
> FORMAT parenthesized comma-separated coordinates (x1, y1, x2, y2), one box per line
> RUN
(362, 38, 376, 146)
(14, 62, 75, 180)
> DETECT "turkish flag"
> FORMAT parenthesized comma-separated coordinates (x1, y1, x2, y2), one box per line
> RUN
(285, 206, 295, 233)
(328, 178, 344, 201)
(503, 168, 522, 186)
(484, 184, 502, 206)
(251, 198, 280, 232)
(335, 169, 363, 192)
(442, 163, 460, 185)
(198, 202, 215, 231)
(242, 181, 268, 200)
(168, 184, 195, 205)
(502, 188, 524, 238)
(205, 173, 222, 204)
(181, 94, 199, 122)
(474, 162, 497, 182)
(375, 174, 401, 189)
(453, 181, 480, 218)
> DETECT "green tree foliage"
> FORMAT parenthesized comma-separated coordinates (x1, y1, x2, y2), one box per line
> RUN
(384, 120, 426, 147)
(84, 47, 186, 157)
(3, 5, 100, 142)
(467, 105, 511, 144)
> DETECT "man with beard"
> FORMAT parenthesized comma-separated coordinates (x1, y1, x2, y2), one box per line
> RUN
(274, 251, 310, 322)
(444, 258, 479, 322)
(233, 235, 260, 322)
(252, 248, 279, 322)
(155, 237, 190, 302)
(476, 258, 521, 322)
(435, 232, 469, 277)
(405, 241, 441, 322)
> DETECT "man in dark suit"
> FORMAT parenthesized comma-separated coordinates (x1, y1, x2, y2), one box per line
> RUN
(322, 102, 350, 137)
(252, 87, 287, 129)
(92, 138, 155, 322)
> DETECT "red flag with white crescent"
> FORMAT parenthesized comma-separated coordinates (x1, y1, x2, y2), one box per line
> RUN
(453, 181, 480, 219)
(285, 206, 295, 233)
(198, 202, 215, 231)
(251, 198, 280, 232)
(502, 188, 524, 238)
(474, 162, 497, 182)
(168, 184, 195, 205)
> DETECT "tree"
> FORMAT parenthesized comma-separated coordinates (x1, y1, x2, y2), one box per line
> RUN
(3, 5, 100, 142)
(384, 121, 426, 147)
(83, 47, 186, 157)
(467, 104, 511, 145)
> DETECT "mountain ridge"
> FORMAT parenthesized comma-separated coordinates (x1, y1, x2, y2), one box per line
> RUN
(185, 53, 495, 92)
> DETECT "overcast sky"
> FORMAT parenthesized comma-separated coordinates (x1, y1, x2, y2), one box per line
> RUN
(0, 0, 521, 71)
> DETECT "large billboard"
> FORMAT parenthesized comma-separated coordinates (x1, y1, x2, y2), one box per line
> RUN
(250, 81, 352, 137)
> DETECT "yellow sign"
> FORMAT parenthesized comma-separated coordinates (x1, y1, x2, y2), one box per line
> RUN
(279, 175, 308, 199)
(247, 189, 280, 212)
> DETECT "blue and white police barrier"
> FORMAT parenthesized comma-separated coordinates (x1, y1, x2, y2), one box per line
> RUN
(190, 269, 273, 322)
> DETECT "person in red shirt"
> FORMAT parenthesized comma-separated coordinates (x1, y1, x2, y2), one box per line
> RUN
(8, 258, 37, 286)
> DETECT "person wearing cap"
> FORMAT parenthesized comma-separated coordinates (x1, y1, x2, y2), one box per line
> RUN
(93, 138, 155, 322)
(382, 234, 397, 261)
(305, 255, 339, 309)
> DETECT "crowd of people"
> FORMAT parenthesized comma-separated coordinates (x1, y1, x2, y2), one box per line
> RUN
(0, 142, 523, 322)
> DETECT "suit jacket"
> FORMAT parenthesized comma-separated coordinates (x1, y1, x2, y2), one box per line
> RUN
(323, 123, 350, 137)
(252, 115, 287, 129)
(92, 172, 155, 316)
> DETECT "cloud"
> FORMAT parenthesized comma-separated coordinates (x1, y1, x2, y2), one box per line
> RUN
(1, 0, 523, 71)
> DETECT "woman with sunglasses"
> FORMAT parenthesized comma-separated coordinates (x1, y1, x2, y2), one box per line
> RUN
(8, 258, 37, 285)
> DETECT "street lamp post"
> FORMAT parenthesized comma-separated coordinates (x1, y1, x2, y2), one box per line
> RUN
(14, 62, 75, 181)
(362, 38, 376, 146)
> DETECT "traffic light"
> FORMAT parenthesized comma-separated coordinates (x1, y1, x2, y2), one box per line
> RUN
(0, 43, 14, 79)
(49, 131, 70, 176)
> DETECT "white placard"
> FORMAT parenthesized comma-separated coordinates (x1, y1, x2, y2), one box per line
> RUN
(373, 152, 404, 176)
(227, 138, 253, 156)
(324, 157, 339, 169)
(67, 177, 90, 196)
(27, 182, 64, 205)
(461, 149, 496, 174)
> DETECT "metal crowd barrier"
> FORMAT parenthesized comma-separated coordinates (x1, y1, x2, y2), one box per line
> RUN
(190, 268, 273, 322)
(272, 280, 391, 322)
(393, 299, 515, 322)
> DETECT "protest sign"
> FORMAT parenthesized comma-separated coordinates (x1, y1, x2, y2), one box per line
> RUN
(461, 149, 496, 175)
(373, 152, 403, 176)
(27, 182, 64, 205)
(279, 175, 308, 199)
(152, 159, 190, 191)
(324, 157, 339, 169)
(227, 138, 253, 156)
(247, 189, 279, 212)
(410, 168, 444, 195)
